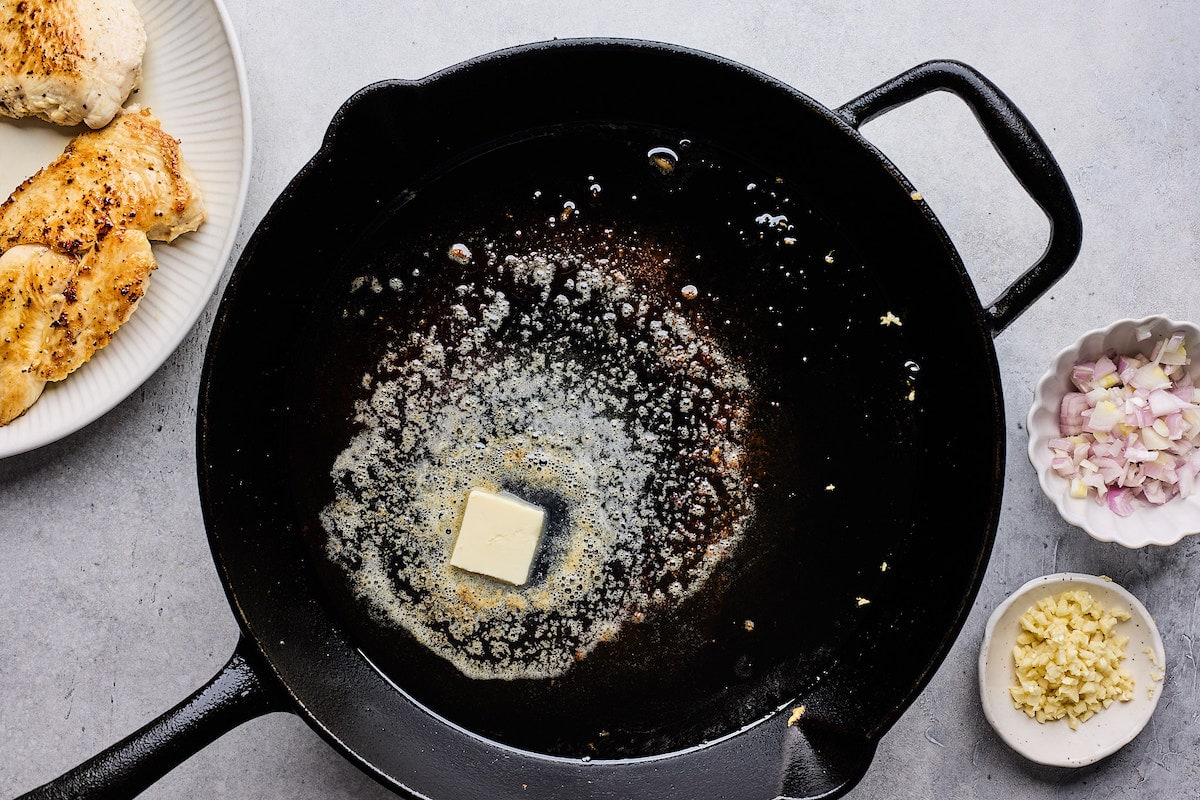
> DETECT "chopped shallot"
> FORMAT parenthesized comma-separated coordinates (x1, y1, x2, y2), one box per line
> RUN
(1052, 333, 1200, 516)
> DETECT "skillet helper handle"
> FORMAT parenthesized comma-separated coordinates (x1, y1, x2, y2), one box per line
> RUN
(17, 636, 283, 800)
(837, 59, 1082, 336)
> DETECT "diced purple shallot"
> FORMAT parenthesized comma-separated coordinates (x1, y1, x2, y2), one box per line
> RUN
(1094, 356, 1116, 379)
(1149, 389, 1191, 416)
(1060, 393, 1090, 436)
(1107, 488, 1135, 516)
(1050, 333, 1200, 515)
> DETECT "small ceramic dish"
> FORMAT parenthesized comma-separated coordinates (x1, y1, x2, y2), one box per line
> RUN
(1027, 315, 1200, 547)
(979, 573, 1165, 767)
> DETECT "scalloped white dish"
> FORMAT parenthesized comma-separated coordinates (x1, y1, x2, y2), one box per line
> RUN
(1027, 315, 1200, 548)
(979, 573, 1165, 767)
(0, 0, 250, 458)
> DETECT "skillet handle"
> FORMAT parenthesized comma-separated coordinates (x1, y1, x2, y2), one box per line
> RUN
(16, 636, 285, 800)
(836, 59, 1082, 336)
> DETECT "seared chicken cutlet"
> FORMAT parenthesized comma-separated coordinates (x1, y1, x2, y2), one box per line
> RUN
(0, 108, 204, 425)
(0, 244, 74, 423)
(0, 0, 145, 129)
(1, 107, 203, 250)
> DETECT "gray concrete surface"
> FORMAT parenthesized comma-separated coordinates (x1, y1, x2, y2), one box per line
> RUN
(3, 1, 1199, 798)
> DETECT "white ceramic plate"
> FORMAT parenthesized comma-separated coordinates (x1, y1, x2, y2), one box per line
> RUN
(979, 573, 1165, 767)
(0, 0, 250, 458)
(1027, 316, 1200, 547)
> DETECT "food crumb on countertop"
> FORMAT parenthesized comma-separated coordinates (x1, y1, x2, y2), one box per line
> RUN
(910, 190, 923, 201)
(787, 705, 806, 726)
(825, 483, 836, 491)
(744, 619, 755, 632)
(856, 597, 871, 606)
(880, 311, 902, 327)
(880, 561, 889, 572)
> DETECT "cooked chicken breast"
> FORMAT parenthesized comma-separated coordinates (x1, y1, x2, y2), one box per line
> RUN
(0, 244, 75, 423)
(1, 107, 204, 251)
(32, 226, 157, 380)
(0, 0, 146, 129)
(0, 108, 204, 425)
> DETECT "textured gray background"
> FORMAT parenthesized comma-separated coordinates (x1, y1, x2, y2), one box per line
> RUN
(3, 1, 1199, 798)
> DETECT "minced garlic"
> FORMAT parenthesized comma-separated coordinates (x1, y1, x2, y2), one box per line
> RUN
(1145, 647, 1165, 699)
(1008, 589, 1135, 730)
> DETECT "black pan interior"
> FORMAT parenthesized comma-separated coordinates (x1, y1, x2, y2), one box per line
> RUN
(284, 124, 923, 758)
(199, 40, 1002, 797)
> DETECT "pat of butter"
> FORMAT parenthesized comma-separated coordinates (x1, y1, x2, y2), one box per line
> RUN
(449, 488, 546, 586)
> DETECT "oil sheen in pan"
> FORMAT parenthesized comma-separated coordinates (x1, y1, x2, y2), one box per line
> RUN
(291, 128, 922, 759)
(321, 226, 757, 681)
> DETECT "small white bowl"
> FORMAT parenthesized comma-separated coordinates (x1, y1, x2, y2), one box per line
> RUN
(1027, 315, 1200, 547)
(979, 573, 1165, 767)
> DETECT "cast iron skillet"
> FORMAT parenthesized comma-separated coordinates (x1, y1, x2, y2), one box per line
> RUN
(20, 39, 1081, 800)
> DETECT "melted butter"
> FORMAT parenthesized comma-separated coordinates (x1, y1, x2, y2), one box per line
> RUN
(321, 235, 756, 680)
